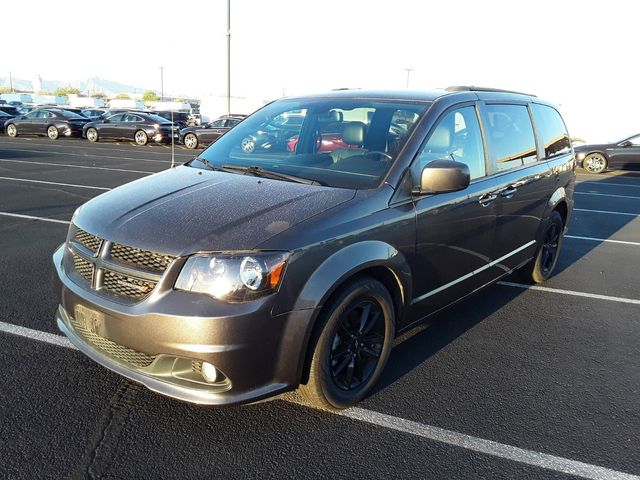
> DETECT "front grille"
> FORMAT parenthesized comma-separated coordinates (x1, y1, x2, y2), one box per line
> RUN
(74, 229, 102, 253)
(73, 255, 94, 283)
(70, 316, 156, 368)
(110, 243, 174, 273)
(102, 270, 157, 300)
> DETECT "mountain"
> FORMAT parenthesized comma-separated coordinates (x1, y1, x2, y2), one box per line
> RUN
(0, 76, 150, 97)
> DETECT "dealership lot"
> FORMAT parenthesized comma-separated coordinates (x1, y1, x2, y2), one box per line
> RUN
(0, 137, 638, 479)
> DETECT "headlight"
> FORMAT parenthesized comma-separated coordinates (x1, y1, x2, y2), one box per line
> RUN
(174, 252, 288, 302)
(576, 152, 586, 160)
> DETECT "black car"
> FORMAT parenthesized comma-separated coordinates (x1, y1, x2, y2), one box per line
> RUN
(155, 111, 192, 129)
(0, 111, 14, 133)
(5, 108, 90, 139)
(574, 134, 640, 173)
(0, 105, 22, 117)
(83, 111, 179, 145)
(240, 112, 305, 153)
(81, 108, 110, 121)
(53, 87, 575, 409)
(179, 115, 245, 149)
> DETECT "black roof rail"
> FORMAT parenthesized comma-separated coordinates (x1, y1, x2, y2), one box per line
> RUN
(445, 86, 537, 97)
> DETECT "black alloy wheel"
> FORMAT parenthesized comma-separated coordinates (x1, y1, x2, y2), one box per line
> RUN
(519, 210, 564, 283)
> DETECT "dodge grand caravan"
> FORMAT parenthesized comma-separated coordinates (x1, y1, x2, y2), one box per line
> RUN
(53, 87, 575, 409)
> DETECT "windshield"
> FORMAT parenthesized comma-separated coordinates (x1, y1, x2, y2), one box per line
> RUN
(190, 98, 429, 189)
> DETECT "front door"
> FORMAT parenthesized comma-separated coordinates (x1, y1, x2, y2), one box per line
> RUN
(409, 104, 500, 320)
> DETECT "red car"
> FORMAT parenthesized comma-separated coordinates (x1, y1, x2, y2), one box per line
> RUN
(287, 132, 359, 153)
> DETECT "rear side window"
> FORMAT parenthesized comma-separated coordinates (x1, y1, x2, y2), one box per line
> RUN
(485, 104, 537, 171)
(531, 104, 571, 158)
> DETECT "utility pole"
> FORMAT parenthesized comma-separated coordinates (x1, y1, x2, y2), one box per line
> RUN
(160, 66, 164, 101)
(9, 71, 13, 93)
(226, 0, 231, 116)
(403, 68, 414, 88)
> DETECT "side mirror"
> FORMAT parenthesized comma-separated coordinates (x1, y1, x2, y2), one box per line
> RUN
(414, 159, 470, 195)
(620, 140, 632, 147)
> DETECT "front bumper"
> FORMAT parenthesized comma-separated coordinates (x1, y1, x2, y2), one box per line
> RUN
(52, 245, 315, 406)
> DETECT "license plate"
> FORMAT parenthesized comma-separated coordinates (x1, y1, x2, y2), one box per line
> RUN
(74, 304, 105, 335)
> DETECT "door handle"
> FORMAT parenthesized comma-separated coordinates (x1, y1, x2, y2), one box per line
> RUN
(500, 186, 518, 198)
(479, 193, 497, 207)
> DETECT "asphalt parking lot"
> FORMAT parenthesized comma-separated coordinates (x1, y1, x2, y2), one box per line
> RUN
(0, 137, 638, 480)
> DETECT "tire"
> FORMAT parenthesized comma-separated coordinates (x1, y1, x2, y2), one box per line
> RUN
(299, 276, 395, 410)
(47, 125, 59, 140)
(184, 133, 199, 149)
(6, 124, 17, 137)
(86, 127, 99, 143)
(134, 130, 149, 146)
(241, 137, 256, 153)
(519, 211, 564, 283)
(582, 153, 607, 174)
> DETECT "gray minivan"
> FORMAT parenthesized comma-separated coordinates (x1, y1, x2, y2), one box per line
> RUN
(53, 87, 575, 409)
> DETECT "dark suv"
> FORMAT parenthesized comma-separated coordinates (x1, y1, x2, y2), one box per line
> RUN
(52, 87, 575, 409)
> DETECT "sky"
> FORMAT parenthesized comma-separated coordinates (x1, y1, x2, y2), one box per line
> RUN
(2, 0, 639, 142)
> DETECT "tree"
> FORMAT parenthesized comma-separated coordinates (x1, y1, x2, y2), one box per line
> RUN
(142, 90, 159, 102)
(114, 93, 131, 100)
(54, 86, 81, 97)
(0, 86, 12, 94)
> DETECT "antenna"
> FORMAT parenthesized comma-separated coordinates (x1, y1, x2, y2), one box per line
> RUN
(171, 110, 175, 168)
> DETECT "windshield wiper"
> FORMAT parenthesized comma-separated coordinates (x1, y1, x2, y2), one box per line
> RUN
(221, 164, 320, 185)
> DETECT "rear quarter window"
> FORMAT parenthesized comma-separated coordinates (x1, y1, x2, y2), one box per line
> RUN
(531, 104, 572, 158)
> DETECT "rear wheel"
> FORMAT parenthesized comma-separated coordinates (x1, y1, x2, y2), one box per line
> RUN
(184, 133, 198, 149)
(583, 153, 607, 173)
(86, 127, 99, 142)
(519, 211, 564, 283)
(134, 130, 148, 146)
(300, 277, 395, 410)
(6, 124, 17, 137)
(47, 125, 59, 140)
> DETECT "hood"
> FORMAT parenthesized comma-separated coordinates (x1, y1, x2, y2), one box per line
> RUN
(73, 166, 356, 256)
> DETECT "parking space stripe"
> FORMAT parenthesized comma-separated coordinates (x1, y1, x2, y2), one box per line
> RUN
(0, 212, 70, 224)
(574, 192, 640, 200)
(0, 176, 111, 191)
(576, 181, 640, 189)
(574, 208, 638, 217)
(498, 281, 640, 305)
(2, 318, 637, 480)
(0, 147, 175, 164)
(0, 158, 154, 174)
(565, 235, 640, 246)
(0, 321, 76, 350)
(343, 408, 639, 480)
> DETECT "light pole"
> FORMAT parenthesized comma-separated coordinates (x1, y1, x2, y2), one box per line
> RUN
(226, 0, 231, 115)
(403, 68, 414, 88)
(9, 71, 13, 93)
(159, 66, 164, 101)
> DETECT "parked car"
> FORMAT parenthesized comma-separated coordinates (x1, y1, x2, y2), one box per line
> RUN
(179, 115, 244, 149)
(154, 111, 191, 129)
(82, 111, 179, 145)
(0, 106, 22, 117)
(53, 87, 574, 409)
(574, 134, 640, 173)
(0, 111, 14, 133)
(240, 112, 305, 153)
(81, 108, 110, 121)
(5, 108, 90, 139)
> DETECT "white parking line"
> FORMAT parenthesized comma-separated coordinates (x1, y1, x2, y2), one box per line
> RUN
(0, 146, 174, 164)
(0, 158, 154, 174)
(1, 319, 637, 480)
(576, 181, 640, 189)
(498, 281, 640, 305)
(343, 408, 639, 480)
(0, 212, 70, 224)
(574, 208, 638, 217)
(0, 139, 193, 155)
(0, 321, 76, 350)
(565, 235, 640, 247)
(574, 191, 640, 200)
(0, 176, 111, 191)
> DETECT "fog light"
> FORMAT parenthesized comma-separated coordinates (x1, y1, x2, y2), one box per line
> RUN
(201, 362, 218, 383)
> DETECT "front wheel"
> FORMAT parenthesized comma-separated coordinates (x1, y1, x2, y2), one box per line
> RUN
(583, 153, 607, 173)
(519, 211, 564, 283)
(300, 277, 395, 410)
(183, 133, 198, 149)
(6, 124, 18, 137)
(86, 127, 99, 142)
(134, 130, 149, 146)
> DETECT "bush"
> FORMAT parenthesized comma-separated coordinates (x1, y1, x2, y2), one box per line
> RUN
(142, 90, 159, 102)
